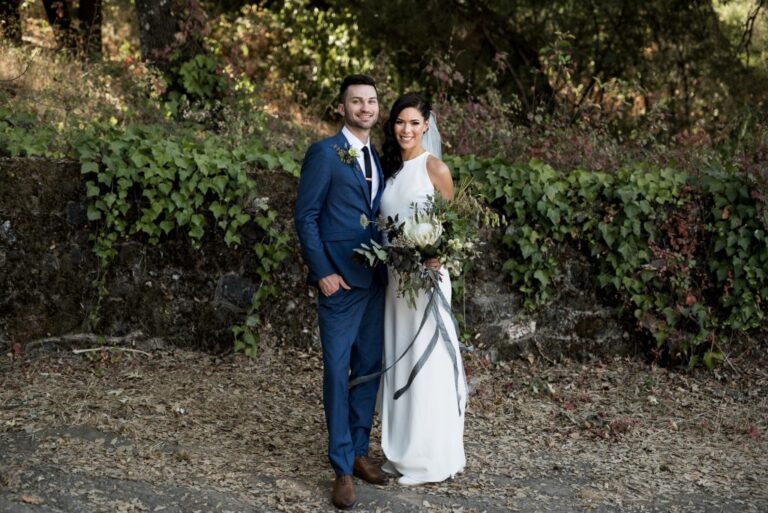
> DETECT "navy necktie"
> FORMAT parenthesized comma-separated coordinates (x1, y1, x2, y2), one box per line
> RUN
(362, 146, 372, 197)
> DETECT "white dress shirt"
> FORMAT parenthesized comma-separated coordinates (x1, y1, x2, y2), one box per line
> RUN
(342, 126, 379, 206)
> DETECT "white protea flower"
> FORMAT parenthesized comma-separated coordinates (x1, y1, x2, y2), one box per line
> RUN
(403, 215, 443, 248)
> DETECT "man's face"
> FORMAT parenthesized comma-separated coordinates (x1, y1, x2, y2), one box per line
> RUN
(339, 84, 379, 131)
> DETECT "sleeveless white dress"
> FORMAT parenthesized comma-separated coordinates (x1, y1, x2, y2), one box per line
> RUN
(378, 151, 466, 484)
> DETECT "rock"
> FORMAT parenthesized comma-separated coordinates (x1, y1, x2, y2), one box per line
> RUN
(532, 304, 630, 360)
(0, 220, 16, 245)
(239, 218, 268, 245)
(466, 242, 632, 362)
(118, 241, 145, 268)
(477, 299, 629, 363)
(214, 273, 256, 310)
(477, 317, 538, 363)
(107, 280, 134, 300)
(40, 252, 60, 275)
(64, 201, 88, 226)
(66, 244, 82, 268)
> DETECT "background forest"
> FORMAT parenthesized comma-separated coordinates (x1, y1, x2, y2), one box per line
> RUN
(1, 0, 767, 366)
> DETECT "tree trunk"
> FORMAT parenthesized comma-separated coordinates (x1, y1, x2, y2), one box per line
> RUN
(32, 1, 103, 60)
(0, 0, 22, 45)
(78, 0, 103, 61)
(134, 0, 199, 73)
(42, 0, 76, 50)
(459, 0, 554, 115)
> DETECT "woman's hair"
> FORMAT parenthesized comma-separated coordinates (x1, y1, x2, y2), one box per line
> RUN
(381, 93, 432, 180)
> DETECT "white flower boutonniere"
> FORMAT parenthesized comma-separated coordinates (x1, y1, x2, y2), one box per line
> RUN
(333, 144, 359, 165)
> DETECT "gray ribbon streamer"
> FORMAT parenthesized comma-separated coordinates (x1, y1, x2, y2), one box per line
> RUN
(349, 277, 464, 417)
(432, 286, 463, 416)
(348, 287, 437, 388)
(393, 313, 440, 401)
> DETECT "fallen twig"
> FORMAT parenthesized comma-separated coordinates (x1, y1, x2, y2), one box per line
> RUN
(25, 331, 145, 351)
(723, 352, 741, 376)
(72, 346, 151, 357)
(534, 340, 557, 365)
(0, 62, 30, 83)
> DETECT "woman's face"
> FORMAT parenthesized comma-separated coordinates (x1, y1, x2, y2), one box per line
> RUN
(393, 107, 428, 152)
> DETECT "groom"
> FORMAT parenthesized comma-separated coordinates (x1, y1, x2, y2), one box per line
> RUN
(294, 74, 388, 509)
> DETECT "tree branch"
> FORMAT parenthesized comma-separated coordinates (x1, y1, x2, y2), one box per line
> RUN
(737, 0, 767, 64)
(0, 62, 30, 82)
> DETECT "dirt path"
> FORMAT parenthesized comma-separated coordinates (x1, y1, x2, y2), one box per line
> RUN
(1, 346, 766, 512)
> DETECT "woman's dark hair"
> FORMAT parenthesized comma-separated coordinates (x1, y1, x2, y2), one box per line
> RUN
(339, 74, 377, 102)
(381, 93, 432, 180)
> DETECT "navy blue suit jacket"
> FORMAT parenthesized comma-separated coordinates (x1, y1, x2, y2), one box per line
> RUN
(294, 130, 386, 289)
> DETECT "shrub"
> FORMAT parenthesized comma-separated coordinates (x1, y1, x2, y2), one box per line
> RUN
(449, 154, 767, 366)
(210, 0, 375, 113)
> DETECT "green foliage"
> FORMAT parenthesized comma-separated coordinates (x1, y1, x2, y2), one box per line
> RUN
(211, 0, 374, 110)
(585, 166, 691, 348)
(161, 54, 233, 120)
(75, 124, 251, 259)
(278, 0, 372, 107)
(178, 54, 230, 104)
(71, 121, 295, 355)
(2, 97, 296, 356)
(448, 154, 767, 365)
(0, 107, 65, 158)
(344, 0, 768, 132)
(233, 205, 291, 357)
(703, 166, 768, 331)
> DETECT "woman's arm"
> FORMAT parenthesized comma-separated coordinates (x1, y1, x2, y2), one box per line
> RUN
(426, 155, 454, 201)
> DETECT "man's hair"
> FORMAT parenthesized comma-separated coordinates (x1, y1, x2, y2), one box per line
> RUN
(339, 74, 377, 102)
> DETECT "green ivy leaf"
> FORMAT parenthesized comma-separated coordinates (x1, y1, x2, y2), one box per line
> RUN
(86, 205, 102, 221)
(533, 269, 550, 286)
(81, 161, 99, 175)
(703, 351, 724, 369)
(85, 181, 100, 197)
(159, 220, 174, 234)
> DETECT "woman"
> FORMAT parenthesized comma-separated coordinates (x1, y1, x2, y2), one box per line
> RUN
(378, 93, 467, 485)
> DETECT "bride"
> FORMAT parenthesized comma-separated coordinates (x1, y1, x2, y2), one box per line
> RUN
(378, 93, 467, 485)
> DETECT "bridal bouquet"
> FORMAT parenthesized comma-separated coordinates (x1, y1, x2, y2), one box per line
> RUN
(355, 181, 493, 308)
(350, 181, 500, 412)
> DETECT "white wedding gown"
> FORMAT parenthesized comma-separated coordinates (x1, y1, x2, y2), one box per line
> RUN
(379, 151, 466, 484)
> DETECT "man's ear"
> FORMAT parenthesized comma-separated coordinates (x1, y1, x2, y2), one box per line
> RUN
(338, 104, 345, 117)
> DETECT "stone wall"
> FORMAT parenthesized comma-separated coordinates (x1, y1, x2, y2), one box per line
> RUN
(0, 158, 94, 347)
(466, 243, 634, 362)
(0, 157, 314, 352)
(0, 157, 633, 360)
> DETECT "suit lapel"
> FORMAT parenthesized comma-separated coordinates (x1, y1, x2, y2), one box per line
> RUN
(371, 145, 385, 212)
(335, 131, 372, 208)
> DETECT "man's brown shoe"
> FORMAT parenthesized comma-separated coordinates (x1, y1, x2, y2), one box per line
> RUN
(332, 475, 356, 509)
(353, 456, 388, 485)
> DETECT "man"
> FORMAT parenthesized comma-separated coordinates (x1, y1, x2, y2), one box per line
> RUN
(294, 74, 388, 509)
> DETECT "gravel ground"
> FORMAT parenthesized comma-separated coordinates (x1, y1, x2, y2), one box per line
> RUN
(1, 345, 766, 512)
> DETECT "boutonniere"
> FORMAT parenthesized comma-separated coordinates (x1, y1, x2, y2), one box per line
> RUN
(333, 144, 359, 165)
